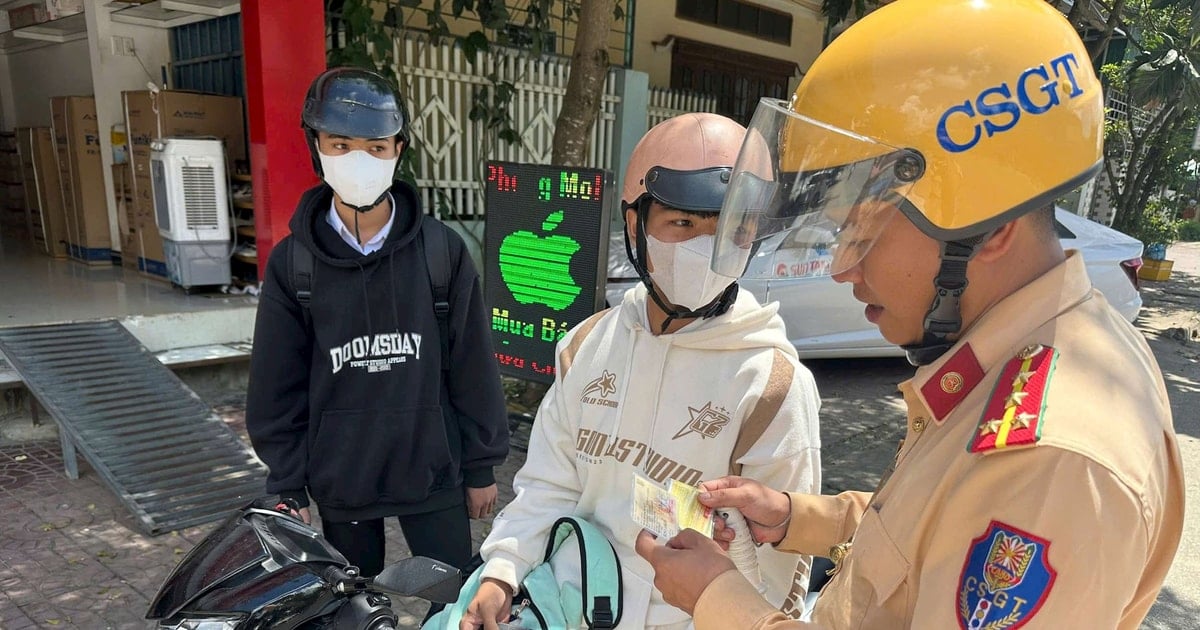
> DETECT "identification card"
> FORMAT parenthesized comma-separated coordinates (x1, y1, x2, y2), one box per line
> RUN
(631, 473, 714, 539)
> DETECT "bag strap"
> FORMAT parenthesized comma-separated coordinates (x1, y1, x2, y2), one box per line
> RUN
(289, 220, 453, 359)
(420, 219, 452, 372)
(290, 239, 314, 331)
(544, 517, 622, 629)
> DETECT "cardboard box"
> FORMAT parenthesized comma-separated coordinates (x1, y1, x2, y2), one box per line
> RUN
(120, 230, 139, 271)
(8, 3, 48, 29)
(1138, 258, 1173, 282)
(15, 127, 67, 258)
(45, 0, 83, 20)
(113, 162, 134, 235)
(122, 89, 246, 266)
(125, 225, 168, 279)
(51, 95, 111, 265)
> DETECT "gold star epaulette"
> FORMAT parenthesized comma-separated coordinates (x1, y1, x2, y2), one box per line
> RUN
(969, 343, 1058, 454)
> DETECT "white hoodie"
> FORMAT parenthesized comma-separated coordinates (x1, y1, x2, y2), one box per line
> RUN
(480, 284, 822, 628)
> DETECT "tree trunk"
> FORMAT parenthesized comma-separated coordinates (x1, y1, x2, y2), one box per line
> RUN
(1109, 96, 1184, 232)
(1064, 0, 1085, 28)
(1087, 0, 1127, 64)
(551, 0, 618, 166)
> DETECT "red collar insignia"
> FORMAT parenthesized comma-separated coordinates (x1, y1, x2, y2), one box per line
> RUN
(921, 343, 985, 423)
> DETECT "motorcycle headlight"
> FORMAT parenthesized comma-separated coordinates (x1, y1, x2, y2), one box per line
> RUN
(158, 617, 244, 630)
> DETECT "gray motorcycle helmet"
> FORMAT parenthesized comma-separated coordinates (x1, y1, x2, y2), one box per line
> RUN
(301, 67, 410, 176)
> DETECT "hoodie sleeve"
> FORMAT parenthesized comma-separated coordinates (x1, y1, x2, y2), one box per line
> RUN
(733, 351, 823, 611)
(444, 230, 509, 487)
(245, 238, 313, 507)
(479, 358, 584, 591)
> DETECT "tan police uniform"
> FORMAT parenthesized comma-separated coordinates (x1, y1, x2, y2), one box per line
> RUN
(693, 252, 1184, 629)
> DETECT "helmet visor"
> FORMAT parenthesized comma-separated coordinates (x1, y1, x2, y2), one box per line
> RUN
(712, 98, 923, 279)
(644, 166, 732, 212)
(304, 98, 405, 140)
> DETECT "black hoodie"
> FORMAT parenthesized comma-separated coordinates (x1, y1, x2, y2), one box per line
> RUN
(246, 181, 509, 522)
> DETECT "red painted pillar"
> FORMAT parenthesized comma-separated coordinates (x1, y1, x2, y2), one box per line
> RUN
(242, 0, 325, 278)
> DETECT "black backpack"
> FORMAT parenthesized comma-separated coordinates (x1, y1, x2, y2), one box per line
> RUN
(289, 220, 452, 371)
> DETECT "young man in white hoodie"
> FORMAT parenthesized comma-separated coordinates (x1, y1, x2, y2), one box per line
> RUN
(458, 113, 822, 630)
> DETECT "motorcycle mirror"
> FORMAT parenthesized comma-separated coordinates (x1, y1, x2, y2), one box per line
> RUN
(372, 556, 462, 604)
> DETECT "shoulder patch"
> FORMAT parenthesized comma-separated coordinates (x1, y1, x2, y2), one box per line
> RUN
(969, 344, 1058, 454)
(958, 521, 1056, 630)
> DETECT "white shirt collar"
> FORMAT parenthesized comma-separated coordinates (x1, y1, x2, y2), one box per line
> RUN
(326, 193, 395, 255)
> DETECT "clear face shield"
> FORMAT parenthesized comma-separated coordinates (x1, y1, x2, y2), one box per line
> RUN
(712, 98, 926, 279)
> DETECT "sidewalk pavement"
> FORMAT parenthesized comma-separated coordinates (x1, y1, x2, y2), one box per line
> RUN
(0, 410, 531, 629)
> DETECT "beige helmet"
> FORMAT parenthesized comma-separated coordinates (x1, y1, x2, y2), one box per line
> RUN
(622, 113, 749, 327)
(621, 113, 746, 211)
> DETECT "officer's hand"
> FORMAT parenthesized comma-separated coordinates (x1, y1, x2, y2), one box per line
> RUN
(297, 507, 312, 524)
(635, 529, 735, 615)
(466, 484, 499, 519)
(459, 578, 512, 630)
(699, 476, 791, 545)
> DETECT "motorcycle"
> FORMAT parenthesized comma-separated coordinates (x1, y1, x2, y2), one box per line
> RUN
(145, 500, 462, 630)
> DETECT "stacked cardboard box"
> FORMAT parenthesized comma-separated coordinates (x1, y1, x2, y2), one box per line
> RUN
(51, 95, 111, 265)
(7, 3, 48, 29)
(16, 127, 67, 258)
(122, 89, 246, 279)
(6, 0, 83, 29)
(114, 162, 139, 271)
(0, 132, 23, 234)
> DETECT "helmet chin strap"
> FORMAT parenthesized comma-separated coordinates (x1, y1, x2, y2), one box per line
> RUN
(342, 189, 391, 245)
(902, 233, 992, 366)
(623, 199, 738, 334)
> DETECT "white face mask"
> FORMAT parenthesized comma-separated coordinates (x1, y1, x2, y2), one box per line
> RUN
(317, 148, 398, 208)
(644, 233, 736, 310)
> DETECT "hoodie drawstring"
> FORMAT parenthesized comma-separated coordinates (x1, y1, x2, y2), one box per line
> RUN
(388, 250, 403, 332)
(356, 260, 373, 337)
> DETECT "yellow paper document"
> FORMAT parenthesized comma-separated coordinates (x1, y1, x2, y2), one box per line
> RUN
(631, 473, 714, 539)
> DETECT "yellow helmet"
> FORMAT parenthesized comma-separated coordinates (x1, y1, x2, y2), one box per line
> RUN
(713, 0, 1104, 279)
(791, 0, 1102, 239)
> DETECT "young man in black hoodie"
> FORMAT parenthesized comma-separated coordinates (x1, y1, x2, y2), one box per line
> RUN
(245, 67, 509, 587)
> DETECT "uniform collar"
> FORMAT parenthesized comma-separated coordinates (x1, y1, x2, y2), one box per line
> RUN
(901, 251, 1093, 424)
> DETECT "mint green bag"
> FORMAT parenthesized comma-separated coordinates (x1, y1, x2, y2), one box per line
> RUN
(424, 516, 622, 629)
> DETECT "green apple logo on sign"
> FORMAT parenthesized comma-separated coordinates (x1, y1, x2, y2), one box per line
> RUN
(498, 210, 582, 311)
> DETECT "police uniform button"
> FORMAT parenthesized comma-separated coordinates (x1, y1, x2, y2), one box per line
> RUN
(1018, 343, 1044, 359)
(911, 416, 928, 433)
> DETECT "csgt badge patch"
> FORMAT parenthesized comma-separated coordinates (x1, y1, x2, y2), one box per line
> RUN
(957, 521, 1056, 629)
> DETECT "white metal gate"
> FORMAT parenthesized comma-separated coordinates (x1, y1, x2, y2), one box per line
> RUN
(394, 34, 717, 218)
(396, 35, 619, 217)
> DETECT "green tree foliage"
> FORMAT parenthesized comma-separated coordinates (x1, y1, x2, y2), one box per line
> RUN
(1099, 0, 1200, 243)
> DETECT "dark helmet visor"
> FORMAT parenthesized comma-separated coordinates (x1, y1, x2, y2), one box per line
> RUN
(644, 166, 732, 212)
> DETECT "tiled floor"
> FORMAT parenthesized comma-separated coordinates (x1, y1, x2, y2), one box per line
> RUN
(0, 232, 255, 328)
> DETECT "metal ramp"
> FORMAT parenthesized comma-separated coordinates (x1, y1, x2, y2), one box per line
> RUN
(0, 320, 266, 535)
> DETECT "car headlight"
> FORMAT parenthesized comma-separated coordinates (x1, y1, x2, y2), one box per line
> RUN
(157, 617, 244, 630)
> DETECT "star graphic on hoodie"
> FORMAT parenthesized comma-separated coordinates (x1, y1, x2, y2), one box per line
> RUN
(582, 370, 618, 399)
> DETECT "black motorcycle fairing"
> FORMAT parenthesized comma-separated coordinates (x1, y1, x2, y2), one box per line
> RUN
(188, 563, 340, 630)
(147, 506, 348, 621)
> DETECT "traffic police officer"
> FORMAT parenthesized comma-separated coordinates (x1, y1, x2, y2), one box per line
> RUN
(635, 0, 1185, 627)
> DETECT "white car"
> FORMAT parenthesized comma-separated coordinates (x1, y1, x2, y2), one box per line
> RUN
(606, 207, 1143, 359)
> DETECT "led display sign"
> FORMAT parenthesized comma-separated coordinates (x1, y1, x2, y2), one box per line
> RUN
(484, 161, 613, 383)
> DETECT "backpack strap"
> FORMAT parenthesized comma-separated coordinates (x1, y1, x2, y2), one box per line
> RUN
(290, 239, 314, 330)
(421, 219, 452, 371)
(544, 517, 622, 629)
